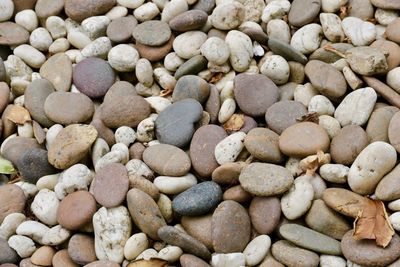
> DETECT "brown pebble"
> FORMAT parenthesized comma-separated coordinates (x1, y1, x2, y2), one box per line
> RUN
(68, 234, 97, 266)
(129, 142, 146, 160)
(0, 184, 26, 224)
(249, 197, 281, 235)
(52, 249, 79, 267)
(135, 36, 174, 62)
(30, 246, 56, 267)
(181, 214, 213, 250)
(83, 260, 120, 267)
(389, 111, 400, 153)
(222, 185, 252, 203)
(180, 254, 211, 267)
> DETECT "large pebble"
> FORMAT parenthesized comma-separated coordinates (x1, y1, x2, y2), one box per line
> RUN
(48, 124, 97, 169)
(155, 99, 203, 148)
(334, 87, 377, 127)
(93, 206, 131, 263)
(108, 44, 139, 72)
(265, 101, 307, 134)
(366, 106, 399, 143)
(106, 16, 137, 43)
(212, 200, 250, 253)
(0, 22, 29, 46)
(389, 111, 400, 152)
(281, 176, 314, 220)
(214, 132, 246, 165)
(172, 75, 210, 104)
(244, 127, 283, 163)
(272, 240, 319, 267)
(0, 238, 18, 264)
(68, 234, 97, 265)
(181, 214, 213, 250)
(345, 46, 388, 75)
(322, 188, 366, 218)
(153, 173, 197, 195)
(65, 0, 116, 22)
(288, 0, 321, 27)
(173, 31, 207, 59)
(243, 235, 271, 266)
(249, 197, 281, 235)
(0, 184, 26, 224)
(225, 30, 252, 72)
(127, 188, 166, 240)
(210, 2, 244, 30)
(124, 233, 148, 260)
(40, 53, 72, 92)
(133, 20, 171, 46)
(348, 141, 397, 195)
(290, 24, 323, 54)
(342, 17, 376, 46)
(31, 189, 59, 226)
(173, 181, 222, 216)
(169, 10, 208, 32)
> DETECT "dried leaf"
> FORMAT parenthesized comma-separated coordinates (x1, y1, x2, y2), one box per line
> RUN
(127, 258, 168, 267)
(159, 88, 173, 97)
(339, 5, 349, 20)
(223, 114, 245, 132)
(0, 157, 16, 175)
(6, 105, 31, 124)
(323, 44, 347, 59)
(299, 150, 331, 175)
(209, 72, 223, 84)
(353, 198, 395, 248)
(296, 112, 319, 123)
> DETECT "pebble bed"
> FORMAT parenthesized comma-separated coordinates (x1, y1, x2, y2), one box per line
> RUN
(0, 0, 400, 266)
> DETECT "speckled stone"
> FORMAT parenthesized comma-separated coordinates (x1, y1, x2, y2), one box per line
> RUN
(249, 197, 281, 235)
(265, 101, 308, 134)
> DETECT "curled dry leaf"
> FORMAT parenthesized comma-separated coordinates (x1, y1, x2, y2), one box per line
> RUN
(6, 105, 31, 124)
(353, 198, 395, 248)
(209, 72, 223, 84)
(299, 150, 331, 175)
(223, 114, 245, 132)
(127, 258, 168, 267)
(296, 112, 319, 123)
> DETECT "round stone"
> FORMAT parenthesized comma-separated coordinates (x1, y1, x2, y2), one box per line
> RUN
(44, 92, 94, 125)
(135, 36, 174, 62)
(143, 144, 191, 176)
(0, 184, 26, 224)
(35, 0, 63, 18)
(17, 148, 57, 184)
(172, 181, 222, 216)
(57, 191, 97, 231)
(133, 20, 171, 46)
(48, 124, 98, 169)
(389, 111, 400, 153)
(341, 230, 400, 267)
(92, 163, 129, 208)
(73, 57, 115, 98)
(279, 122, 330, 157)
(265, 101, 308, 135)
(31, 246, 56, 266)
(155, 99, 203, 148)
(0, 22, 29, 46)
(169, 10, 208, 32)
(239, 162, 294, 196)
(40, 53, 73, 92)
(288, 0, 321, 27)
(181, 215, 213, 250)
(322, 188, 367, 218)
(249, 197, 281, 235)
(244, 127, 284, 163)
(172, 75, 210, 103)
(65, 0, 116, 22)
(330, 125, 368, 165)
(212, 200, 251, 253)
(68, 234, 97, 265)
(190, 125, 227, 178)
(107, 16, 137, 43)
(234, 73, 279, 117)
(272, 240, 319, 267)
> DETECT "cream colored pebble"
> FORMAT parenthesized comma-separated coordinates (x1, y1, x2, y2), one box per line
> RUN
(45, 124, 63, 150)
(124, 233, 149, 260)
(54, 164, 94, 199)
(210, 2, 245, 30)
(108, 44, 139, 72)
(82, 16, 110, 39)
(308, 95, 335, 116)
(215, 132, 246, 165)
(31, 189, 59, 226)
(243, 235, 271, 266)
(267, 19, 291, 44)
(387, 67, 400, 94)
(118, 0, 145, 9)
(16, 221, 49, 244)
(201, 37, 230, 65)
(17, 122, 33, 138)
(173, 31, 207, 59)
(0, 213, 26, 240)
(154, 173, 197, 195)
(218, 98, 236, 124)
(29, 27, 53, 52)
(136, 117, 156, 142)
(45, 16, 67, 39)
(281, 176, 314, 220)
(319, 164, 349, 184)
(134, 2, 160, 21)
(290, 23, 323, 54)
(153, 67, 176, 90)
(136, 58, 154, 87)
(294, 83, 319, 107)
(15, 10, 38, 32)
(375, 8, 399, 26)
(321, 0, 347, 13)
(115, 126, 137, 146)
(318, 115, 341, 139)
(13, 44, 46, 68)
(145, 96, 171, 113)
(36, 174, 60, 191)
(81, 37, 112, 59)
(157, 193, 173, 222)
(260, 54, 290, 85)
(67, 31, 91, 50)
(49, 38, 70, 54)
(8, 235, 36, 258)
(261, 0, 290, 23)
(158, 246, 183, 263)
(15, 181, 38, 198)
(343, 66, 363, 90)
(161, 0, 188, 23)
(320, 13, 345, 43)
(225, 30, 253, 72)
(164, 52, 185, 72)
(0, 0, 14, 22)
(106, 6, 128, 20)
(342, 17, 376, 46)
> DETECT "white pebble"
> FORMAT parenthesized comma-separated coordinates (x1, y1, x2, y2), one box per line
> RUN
(54, 164, 94, 199)
(13, 44, 46, 68)
(261, 0, 290, 23)
(145, 96, 171, 113)
(29, 27, 53, 52)
(45, 16, 67, 39)
(308, 95, 335, 116)
(108, 44, 139, 72)
(125, 159, 154, 181)
(211, 253, 246, 267)
(321, 0, 347, 13)
(81, 37, 112, 59)
(225, 30, 253, 72)
(134, 2, 160, 21)
(154, 173, 197, 194)
(281, 176, 314, 220)
(15, 10, 38, 32)
(294, 83, 319, 107)
(375, 8, 399, 26)
(267, 19, 291, 44)
(218, 98, 236, 124)
(0, 213, 26, 240)
(173, 31, 207, 59)
(260, 54, 289, 85)
(243, 235, 271, 266)
(16, 220, 49, 244)
(82, 16, 110, 39)
(215, 132, 246, 165)
(136, 248, 158, 260)
(31, 189, 59, 226)
(95, 144, 129, 172)
(36, 174, 60, 191)
(0, 0, 13, 22)
(8, 235, 36, 258)
(49, 38, 70, 54)
(320, 255, 347, 267)
(387, 67, 400, 94)
(153, 67, 176, 90)
(320, 13, 345, 43)
(319, 164, 349, 184)
(67, 31, 91, 50)
(115, 126, 136, 146)
(118, 0, 145, 9)
(124, 233, 149, 260)
(106, 6, 128, 20)
(389, 212, 400, 231)
(45, 124, 63, 150)
(210, 2, 245, 30)
(158, 246, 183, 263)
(136, 117, 156, 142)
(17, 122, 33, 138)
(389, 199, 400, 211)
(201, 37, 230, 65)
(164, 52, 185, 71)
(41, 225, 71, 246)
(161, 0, 188, 23)
(136, 58, 154, 87)
(291, 23, 323, 54)
(342, 17, 376, 46)
(318, 115, 341, 139)
(15, 181, 38, 198)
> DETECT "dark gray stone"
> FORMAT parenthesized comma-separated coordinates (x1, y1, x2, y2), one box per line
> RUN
(0, 238, 18, 264)
(172, 75, 210, 103)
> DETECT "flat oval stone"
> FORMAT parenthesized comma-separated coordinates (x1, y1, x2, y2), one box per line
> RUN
(57, 191, 97, 230)
(348, 0, 374, 20)
(279, 224, 342, 255)
(190, 125, 227, 178)
(172, 75, 210, 103)
(279, 122, 330, 157)
(389, 111, 400, 153)
(376, 164, 400, 201)
(371, 40, 400, 71)
(48, 124, 98, 169)
(173, 181, 222, 216)
(52, 249, 78, 267)
(371, 0, 400, 9)
(107, 16, 137, 43)
(169, 10, 208, 32)
(234, 73, 279, 117)
(309, 43, 353, 64)
(127, 188, 166, 240)
(223, 185, 252, 203)
(17, 148, 57, 184)
(249, 196, 281, 235)
(155, 99, 203, 148)
(0, 238, 18, 264)
(174, 55, 208, 80)
(366, 106, 399, 143)
(40, 53, 72, 92)
(181, 214, 213, 250)
(212, 200, 251, 253)
(305, 199, 351, 240)
(73, 57, 115, 98)
(386, 18, 400, 44)
(24, 78, 55, 128)
(158, 225, 211, 260)
(193, 0, 215, 14)
(322, 188, 367, 218)
(68, 234, 97, 265)
(305, 60, 347, 100)
(133, 20, 171, 46)
(244, 127, 284, 163)
(212, 162, 246, 185)
(100, 82, 150, 128)
(65, 0, 116, 22)
(85, 260, 119, 267)
(204, 85, 220, 123)
(44, 92, 94, 125)
(135, 36, 174, 62)
(35, 0, 64, 18)
(93, 163, 129, 208)
(143, 144, 191, 176)
(330, 125, 368, 165)
(239, 163, 294, 196)
(265, 101, 308, 135)
(0, 22, 29, 46)
(0, 184, 26, 224)
(271, 240, 319, 267)
(288, 0, 321, 27)
(341, 230, 400, 267)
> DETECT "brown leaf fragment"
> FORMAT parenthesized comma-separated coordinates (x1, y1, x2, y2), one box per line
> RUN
(223, 114, 245, 132)
(299, 150, 331, 176)
(159, 88, 173, 97)
(339, 5, 349, 20)
(6, 105, 31, 124)
(296, 112, 319, 123)
(209, 72, 223, 84)
(127, 258, 168, 267)
(353, 198, 395, 248)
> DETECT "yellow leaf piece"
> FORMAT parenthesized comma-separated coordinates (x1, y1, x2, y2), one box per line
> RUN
(353, 198, 395, 248)
(223, 114, 245, 132)
(6, 105, 31, 124)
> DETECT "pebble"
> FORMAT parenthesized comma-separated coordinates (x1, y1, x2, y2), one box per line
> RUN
(68, 234, 97, 265)
(190, 125, 226, 177)
(260, 54, 290, 85)
(85, 261, 119, 267)
(288, 0, 321, 27)
(172, 75, 210, 103)
(386, 18, 400, 44)
(30, 27, 52, 51)
(281, 176, 314, 220)
(169, 10, 208, 32)
(124, 233, 148, 260)
(180, 254, 211, 267)
(341, 230, 400, 267)
(158, 226, 211, 260)
(155, 99, 203, 148)
(345, 46, 388, 75)
(48, 124, 97, 169)
(0, 22, 29, 46)
(367, 106, 399, 143)
(175, 55, 208, 80)
(265, 101, 308, 134)
(161, 0, 188, 23)
(306, 199, 351, 240)
(211, 200, 251, 253)
(54, 164, 93, 199)
(153, 173, 197, 194)
(30, 246, 55, 266)
(261, 0, 290, 23)
(218, 98, 235, 124)
(243, 235, 271, 266)
(92, 163, 129, 207)
(200, 37, 229, 65)
(106, 16, 137, 43)
(108, 44, 139, 72)
(249, 197, 281, 234)
(389, 111, 400, 152)
(322, 188, 366, 218)
(319, 164, 349, 184)
(181, 214, 213, 250)
(272, 240, 319, 267)
(93, 206, 131, 263)
(290, 24, 323, 54)
(210, 2, 244, 30)
(39, 53, 72, 92)
(319, 13, 345, 43)
(13, 45, 45, 69)
(348, 141, 397, 195)
(0, 238, 18, 264)
(211, 253, 245, 267)
(225, 30, 253, 72)
(172, 181, 222, 216)
(57, 191, 97, 231)
(279, 224, 342, 255)
(244, 127, 284, 163)
(31, 189, 59, 226)
(101, 82, 151, 128)
(73, 57, 115, 98)
(212, 161, 246, 184)
(133, 20, 171, 46)
(0, 185, 26, 224)
(342, 17, 376, 46)
(127, 188, 166, 240)
(372, 40, 400, 72)
(52, 249, 78, 267)
(65, 0, 115, 22)
(8, 235, 36, 258)
(214, 132, 246, 165)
